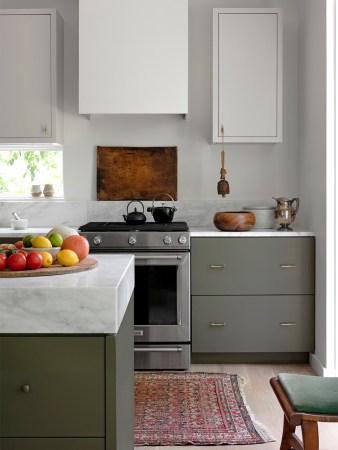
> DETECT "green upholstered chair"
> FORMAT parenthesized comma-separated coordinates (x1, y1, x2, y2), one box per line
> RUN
(270, 373, 338, 450)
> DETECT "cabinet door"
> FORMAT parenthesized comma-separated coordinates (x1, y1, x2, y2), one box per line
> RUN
(0, 337, 105, 437)
(79, 0, 188, 114)
(0, 438, 105, 450)
(0, 9, 63, 146)
(0, 13, 51, 139)
(192, 295, 315, 353)
(191, 237, 315, 296)
(212, 8, 282, 143)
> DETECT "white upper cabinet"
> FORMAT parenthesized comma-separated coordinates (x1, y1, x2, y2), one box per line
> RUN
(212, 8, 282, 143)
(79, 0, 188, 115)
(0, 9, 64, 146)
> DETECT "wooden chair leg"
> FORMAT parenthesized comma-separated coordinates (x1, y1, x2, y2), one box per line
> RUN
(280, 415, 295, 450)
(301, 420, 319, 450)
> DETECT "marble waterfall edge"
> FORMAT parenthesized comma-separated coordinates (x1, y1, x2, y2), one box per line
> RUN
(0, 254, 134, 334)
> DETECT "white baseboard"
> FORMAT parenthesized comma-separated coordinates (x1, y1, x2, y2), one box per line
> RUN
(310, 352, 337, 376)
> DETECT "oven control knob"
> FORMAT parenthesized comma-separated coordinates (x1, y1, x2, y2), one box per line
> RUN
(178, 235, 187, 245)
(128, 236, 137, 245)
(93, 235, 102, 245)
(163, 235, 171, 245)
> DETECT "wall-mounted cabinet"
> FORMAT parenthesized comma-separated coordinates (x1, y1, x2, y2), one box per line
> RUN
(0, 9, 64, 147)
(212, 8, 282, 143)
(79, 0, 188, 116)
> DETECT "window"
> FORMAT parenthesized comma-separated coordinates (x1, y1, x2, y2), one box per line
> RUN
(0, 150, 63, 198)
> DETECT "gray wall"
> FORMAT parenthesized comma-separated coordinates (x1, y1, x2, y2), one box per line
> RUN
(0, 0, 300, 204)
(298, 0, 327, 370)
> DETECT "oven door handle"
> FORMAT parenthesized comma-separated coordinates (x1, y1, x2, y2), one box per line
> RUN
(134, 255, 182, 260)
(134, 347, 183, 352)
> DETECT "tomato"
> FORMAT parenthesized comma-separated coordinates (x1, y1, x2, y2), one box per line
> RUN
(26, 251, 43, 270)
(7, 253, 26, 271)
(18, 249, 28, 257)
(0, 254, 7, 270)
(14, 241, 24, 249)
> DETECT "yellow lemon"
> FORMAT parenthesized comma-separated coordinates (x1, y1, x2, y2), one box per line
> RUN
(56, 249, 79, 267)
(31, 236, 52, 248)
(39, 251, 53, 268)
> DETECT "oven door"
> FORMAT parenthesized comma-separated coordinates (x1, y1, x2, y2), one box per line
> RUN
(133, 252, 190, 344)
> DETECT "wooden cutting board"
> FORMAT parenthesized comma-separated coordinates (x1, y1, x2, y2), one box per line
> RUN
(97, 146, 177, 200)
(0, 258, 98, 278)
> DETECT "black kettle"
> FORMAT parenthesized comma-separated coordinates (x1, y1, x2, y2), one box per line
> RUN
(147, 193, 177, 223)
(123, 201, 147, 225)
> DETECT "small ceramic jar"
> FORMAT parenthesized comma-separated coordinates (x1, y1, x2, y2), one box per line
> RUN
(43, 184, 54, 197)
(31, 184, 42, 197)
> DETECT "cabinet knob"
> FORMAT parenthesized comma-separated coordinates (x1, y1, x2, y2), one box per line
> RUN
(280, 322, 297, 327)
(209, 322, 226, 327)
(43, 125, 48, 135)
(280, 264, 296, 269)
(210, 264, 226, 269)
(21, 384, 30, 393)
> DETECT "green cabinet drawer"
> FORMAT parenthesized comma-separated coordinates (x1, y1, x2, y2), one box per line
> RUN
(0, 438, 105, 450)
(192, 295, 315, 353)
(0, 337, 105, 438)
(191, 237, 315, 295)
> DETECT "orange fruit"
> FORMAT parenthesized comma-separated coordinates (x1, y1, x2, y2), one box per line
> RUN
(61, 235, 89, 261)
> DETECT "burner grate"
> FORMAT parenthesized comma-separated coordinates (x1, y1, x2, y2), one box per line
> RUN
(78, 221, 189, 232)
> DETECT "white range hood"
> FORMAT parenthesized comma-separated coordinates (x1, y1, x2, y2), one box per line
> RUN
(79, 0, 188, 117)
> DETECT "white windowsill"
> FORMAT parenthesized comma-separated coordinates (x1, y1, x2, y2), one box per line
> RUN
(0, 195, 64, 201)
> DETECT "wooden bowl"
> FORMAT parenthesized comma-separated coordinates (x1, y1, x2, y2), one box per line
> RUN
(213, 211, 256, 231)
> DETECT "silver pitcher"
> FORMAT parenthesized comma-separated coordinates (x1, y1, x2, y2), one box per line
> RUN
(273, 197, 300, 231)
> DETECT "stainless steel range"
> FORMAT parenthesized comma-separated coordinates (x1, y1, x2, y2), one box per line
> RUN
(78, 222, 190, 370)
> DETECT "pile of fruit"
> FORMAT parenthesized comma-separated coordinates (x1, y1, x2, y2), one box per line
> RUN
(0, 226, 90, 272)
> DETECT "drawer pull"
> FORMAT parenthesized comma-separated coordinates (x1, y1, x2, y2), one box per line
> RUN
(210, 264, 226, 269)
(280, 264, 297, 269)
(280, 322, 297, 327)
(134, 347, 182, 352)
(209, 322, 226, 327)
(21, 384, 30, 393)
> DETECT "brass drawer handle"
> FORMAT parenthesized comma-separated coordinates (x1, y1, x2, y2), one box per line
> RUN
(280, 322, 297, 327)
(280, 264, 297, 269)
(210, 264, 226, 269)
(209, 322, 226, 327)
(21, 384, 30, 393)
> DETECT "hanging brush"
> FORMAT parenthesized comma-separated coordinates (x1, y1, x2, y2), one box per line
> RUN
(217, 125, 230, 197)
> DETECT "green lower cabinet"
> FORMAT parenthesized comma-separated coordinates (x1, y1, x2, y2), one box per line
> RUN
(192, 295, 315, 353)
(0, 336, 105, 437)
(0, 438, 105, 450)
(0, 296, 134, 450)
(191, 237, 315, 362)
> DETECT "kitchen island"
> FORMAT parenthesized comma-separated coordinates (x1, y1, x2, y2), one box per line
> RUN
(0, 254, 135, 450)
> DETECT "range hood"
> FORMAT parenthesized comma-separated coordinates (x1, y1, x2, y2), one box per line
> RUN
(79, 0, 188, 116)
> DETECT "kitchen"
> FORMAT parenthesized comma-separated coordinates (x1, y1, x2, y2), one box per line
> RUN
(0, 0, 333, 448)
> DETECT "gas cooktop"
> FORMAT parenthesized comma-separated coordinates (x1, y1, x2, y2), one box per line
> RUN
(78, 221, 189, 232)
(78, 221, 190, 250)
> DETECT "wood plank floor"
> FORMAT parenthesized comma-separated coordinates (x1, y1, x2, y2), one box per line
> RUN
(135, 363, 338, 450)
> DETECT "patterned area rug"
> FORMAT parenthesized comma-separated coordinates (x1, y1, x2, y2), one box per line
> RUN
(134, 372, 274, 446)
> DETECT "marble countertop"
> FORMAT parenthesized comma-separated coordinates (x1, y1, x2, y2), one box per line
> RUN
(0, 227, 51, 238)
(0, 254, 134, 335)
(190, 227, 315, 237)
(0, 226, 315, 239)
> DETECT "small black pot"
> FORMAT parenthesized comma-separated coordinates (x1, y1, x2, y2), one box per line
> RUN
(147, 193, 177, 224)
(123, 200, 147, 225)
